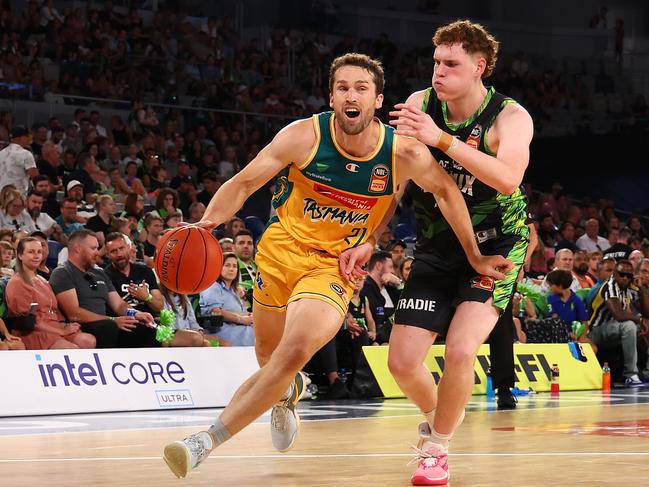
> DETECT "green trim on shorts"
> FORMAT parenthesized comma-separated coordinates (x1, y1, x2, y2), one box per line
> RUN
(492, 236, 529, 310)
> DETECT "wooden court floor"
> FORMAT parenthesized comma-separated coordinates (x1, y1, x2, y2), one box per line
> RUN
(1, 391, 649, 486)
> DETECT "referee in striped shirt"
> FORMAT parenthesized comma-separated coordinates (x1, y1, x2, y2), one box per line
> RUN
(588, 260, 649, 387)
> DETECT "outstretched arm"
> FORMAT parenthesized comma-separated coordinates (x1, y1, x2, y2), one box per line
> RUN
(399, 138, 513, 279)
(200, 119, 316, 228)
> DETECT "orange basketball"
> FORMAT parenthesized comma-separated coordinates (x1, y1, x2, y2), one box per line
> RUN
(154, 226, 223, 294)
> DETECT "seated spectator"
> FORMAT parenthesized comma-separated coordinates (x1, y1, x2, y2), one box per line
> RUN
(120, 193, 146, 236)
(541, 248, 581, 291)
(152, 188, 183, 221)
(399, 256, 414, 283)
(537, 213, 559, 248)
(361, 251, 397, 345)
(588, 260, 649, 386)
(187, 202, 206, 224)
(67, 152, 98, 202)
(224, 217, 245, 239)
(573, 250, 595, 289)
(164, 210, 182, 229)
(123, 161, 146, 196)
(26, 190, 61, 239)
(387, 239, 407, 270)
(0, 317, 25, 350)
(66, 180, 95, 221)
(347, 274, 376, 343)
(577, 218, 610, 252)
(49, 230, 155, 348)
(234, 229, 256, 310)
(586, 257, 615, 309)
(159, 283, 213, 347)
(546, 269, 596, 351)
(141, 213, 163, 267)
(0, 240, 14, 277)
(55, 197, 86, 236)
(30, 231, 53, 279)
(199, 252, 254, 346)
(0, 190, 35, 233)
(603, 227, 633, 261)
(85, 195, 117, 245)
(630, 250, 644, 271)
(587, 251, 602, 283)
(197, 171, 221, 207)
(219, 237, 234, 253)
(555, 221, 579, 252)
(6, 237, 96, 350)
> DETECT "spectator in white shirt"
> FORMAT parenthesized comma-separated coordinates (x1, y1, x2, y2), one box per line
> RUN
(0, 126, 38, 194)
(576, 218, 611, 252)
(0, 190, 36, 233)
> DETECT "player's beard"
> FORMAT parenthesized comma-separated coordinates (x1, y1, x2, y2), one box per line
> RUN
(335, 109, 374, 136)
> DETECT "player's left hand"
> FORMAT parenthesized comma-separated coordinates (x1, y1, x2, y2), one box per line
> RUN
(470, 254, 514, 281)
(340, 242, 373, 280)
(389, 104, 441, 147)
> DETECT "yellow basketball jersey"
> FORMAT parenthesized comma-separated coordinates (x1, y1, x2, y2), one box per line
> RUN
(270, 111, 399, 256)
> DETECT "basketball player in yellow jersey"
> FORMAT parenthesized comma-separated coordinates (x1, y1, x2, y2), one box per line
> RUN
(163, 53, 512, 480)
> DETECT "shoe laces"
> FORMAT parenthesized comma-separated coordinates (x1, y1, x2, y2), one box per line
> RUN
(407, 444, 447, 469)
(271, 406, 289, 431)
(184, 434, 210, 467)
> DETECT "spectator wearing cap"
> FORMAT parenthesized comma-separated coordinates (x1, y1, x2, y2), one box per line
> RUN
(577, 218, 611, 252)
(603, 227, 634, 261)
(0, 190, 36, 233)
(0, 125, 38, 194)
(387, 240, 407, 270)
(169, 158, 193, 189)
(65, 179, 94, 221)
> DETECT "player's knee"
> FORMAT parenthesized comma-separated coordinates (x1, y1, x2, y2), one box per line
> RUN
(444, 343, 475, 369)
(388, 353, 416, 379)
(272, 345, 311, 372)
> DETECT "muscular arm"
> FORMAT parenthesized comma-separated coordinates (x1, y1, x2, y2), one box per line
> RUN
(393, 91, 533, 195)
(606, 298, 642, 323)
(201, 119, 316, 227)
(398, 137, 481, 263)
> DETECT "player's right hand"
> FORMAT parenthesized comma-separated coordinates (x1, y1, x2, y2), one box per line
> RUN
(339, 242, 373, 280)
(470, 254, 514, 281)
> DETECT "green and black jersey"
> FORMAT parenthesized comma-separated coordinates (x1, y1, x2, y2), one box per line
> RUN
(409, 86, 529, 262)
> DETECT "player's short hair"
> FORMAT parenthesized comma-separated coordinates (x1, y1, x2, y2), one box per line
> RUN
(433, 20, 499, 78)
(329, 53, 385, 95)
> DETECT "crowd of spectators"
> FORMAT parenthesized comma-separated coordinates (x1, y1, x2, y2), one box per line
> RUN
(0, 2, 647, 396)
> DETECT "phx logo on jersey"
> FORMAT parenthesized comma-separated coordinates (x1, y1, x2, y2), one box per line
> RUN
(466, 124, 482, 149)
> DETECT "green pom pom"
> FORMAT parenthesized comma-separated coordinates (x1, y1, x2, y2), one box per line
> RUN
(160, 309, 176, 327)
(156, 324, 175, 344)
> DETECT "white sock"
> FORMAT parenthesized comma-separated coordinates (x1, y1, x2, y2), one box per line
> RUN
(207, 418, 231, 448)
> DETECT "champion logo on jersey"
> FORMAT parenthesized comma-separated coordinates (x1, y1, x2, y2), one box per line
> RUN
(345, 163, 359, 173)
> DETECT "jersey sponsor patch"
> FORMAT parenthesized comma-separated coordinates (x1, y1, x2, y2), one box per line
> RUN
(396, 298, 436, 312)
(345, 162, 359, 173)
(466, 124, 482, 149)
(330, 282, 349, 306)
(369, 164, 389, 193)
(470, 275, 495, 291)
(313, 183, 378, 210)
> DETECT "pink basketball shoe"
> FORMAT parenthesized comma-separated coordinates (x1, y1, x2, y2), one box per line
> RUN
(410, 445, 449, 486)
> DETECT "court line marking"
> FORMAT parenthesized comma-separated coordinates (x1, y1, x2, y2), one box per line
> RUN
(2, 451, 649, 463)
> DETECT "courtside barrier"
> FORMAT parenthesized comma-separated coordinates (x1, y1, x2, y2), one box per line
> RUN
(363, 343, 602, 398)
(0, 347, 259, 417)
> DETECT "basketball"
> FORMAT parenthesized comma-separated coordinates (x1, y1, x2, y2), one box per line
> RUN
(154, 226, 223, 294)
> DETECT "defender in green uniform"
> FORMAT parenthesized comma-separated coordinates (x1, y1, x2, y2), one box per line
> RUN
(389, 21, 534, 485)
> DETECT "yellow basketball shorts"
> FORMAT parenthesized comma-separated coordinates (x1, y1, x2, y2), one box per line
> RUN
(252, 223, 353, 317)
